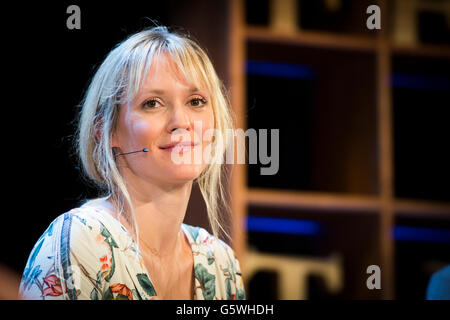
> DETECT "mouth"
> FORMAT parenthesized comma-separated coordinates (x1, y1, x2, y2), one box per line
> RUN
(159, 141, 199, 150)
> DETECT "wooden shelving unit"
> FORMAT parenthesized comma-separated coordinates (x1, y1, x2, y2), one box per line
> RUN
(226, 0, 450, 300)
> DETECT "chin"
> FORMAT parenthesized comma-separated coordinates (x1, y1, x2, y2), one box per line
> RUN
(164, 164, 205, 183)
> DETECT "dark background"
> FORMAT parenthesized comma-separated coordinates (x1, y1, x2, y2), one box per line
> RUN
(4, 1, 177, 274)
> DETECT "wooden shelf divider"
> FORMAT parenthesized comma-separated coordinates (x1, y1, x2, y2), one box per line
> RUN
(394, 199, 450, 217)
(246, 26, 450, 58)
(248, 188, 380, 213)
(392, 42, 450, 59)
(246, 26, 378, 52)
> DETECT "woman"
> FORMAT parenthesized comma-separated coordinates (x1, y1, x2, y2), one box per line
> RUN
(19, 26, 245, 300)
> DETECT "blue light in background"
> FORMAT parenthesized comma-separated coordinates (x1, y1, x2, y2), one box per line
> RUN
(246, 216, 321, 236)
(391, 73, 450, 91)
(394, 226, 450, 244)
(246, 63, 450, 89)
(246, 60, 316, 79)
(246, 218, 450, 243)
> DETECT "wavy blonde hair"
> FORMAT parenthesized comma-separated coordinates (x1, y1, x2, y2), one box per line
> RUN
(75, 26, 235, 248)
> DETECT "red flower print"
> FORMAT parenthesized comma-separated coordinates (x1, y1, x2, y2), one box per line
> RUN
(100, 255, 110, 271)
(110, 283, 133, 300)
(42, 274, 63, 297)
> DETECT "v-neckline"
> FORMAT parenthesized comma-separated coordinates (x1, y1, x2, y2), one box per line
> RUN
(89, 205, 199, 300)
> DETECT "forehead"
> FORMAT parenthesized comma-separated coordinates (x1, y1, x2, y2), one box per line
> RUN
(140, 53, 207, 92)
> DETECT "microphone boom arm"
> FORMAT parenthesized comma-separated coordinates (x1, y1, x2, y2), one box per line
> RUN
(114, 148, 148, 157)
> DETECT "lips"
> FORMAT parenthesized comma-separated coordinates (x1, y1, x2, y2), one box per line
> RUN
(159, 141, 199, 149)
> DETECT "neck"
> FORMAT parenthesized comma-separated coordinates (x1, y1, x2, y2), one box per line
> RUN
(134, 183, 192, 257)
(110, 177, 193, 259)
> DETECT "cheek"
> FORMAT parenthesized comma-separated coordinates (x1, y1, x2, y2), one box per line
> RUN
(120, 116, 162, 149)
(195, 112, 215, 165)
(196, 111, 215, 141)
(131, 119, 151, 138)
(135, 120, 164, 146)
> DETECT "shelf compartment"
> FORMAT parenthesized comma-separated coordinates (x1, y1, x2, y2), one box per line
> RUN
(392, 55, 450, 203)
(245, 0, 381, 39)
(394, 215, 450, 299)
(246, 205, 382, 299)
(297, 0, 381, 37)
(246, 42, 379, 194)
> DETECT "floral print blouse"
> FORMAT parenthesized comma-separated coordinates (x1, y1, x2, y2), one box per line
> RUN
(19, 205, 246, 300)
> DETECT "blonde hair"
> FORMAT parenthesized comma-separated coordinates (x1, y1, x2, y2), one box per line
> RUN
(75, 26, 235, 249)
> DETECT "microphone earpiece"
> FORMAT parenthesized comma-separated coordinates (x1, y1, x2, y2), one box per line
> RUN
(114, 147, 148, 157)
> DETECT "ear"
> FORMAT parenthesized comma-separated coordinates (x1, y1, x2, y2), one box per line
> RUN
(94, 115, 120, 149)
(93, 116, 103, 143)
(111, 133, 120, 149)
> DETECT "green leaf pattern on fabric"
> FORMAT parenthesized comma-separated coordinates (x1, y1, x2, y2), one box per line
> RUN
(103, 287, 113, 300)
(194, 263, 216, 300)
(90, 288, 99, 300)
(99, 223, 118, 283)
(136, 273, 157, 297)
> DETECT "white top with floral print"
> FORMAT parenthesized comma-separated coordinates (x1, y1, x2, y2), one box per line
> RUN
(19, 205, 245, 300)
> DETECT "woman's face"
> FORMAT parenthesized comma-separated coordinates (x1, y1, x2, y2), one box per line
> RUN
(112, 53, 215, 186)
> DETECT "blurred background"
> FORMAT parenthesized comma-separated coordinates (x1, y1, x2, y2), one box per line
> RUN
(2, 0, 449, 300)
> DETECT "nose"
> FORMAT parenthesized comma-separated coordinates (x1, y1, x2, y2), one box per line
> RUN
(166, 104, 191, 133)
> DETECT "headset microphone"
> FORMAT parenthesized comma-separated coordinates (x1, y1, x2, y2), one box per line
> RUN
(114, 148, 148, 157)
